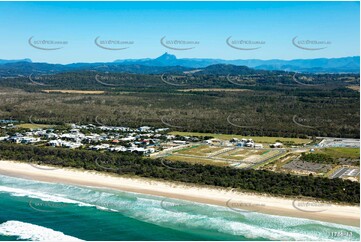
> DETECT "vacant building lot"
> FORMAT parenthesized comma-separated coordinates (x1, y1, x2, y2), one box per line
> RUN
(283, 160, 332, 173)
(168, 145, 284, 168)
(218, 149, 278, 162)
(173, 145, 225, 157)
(42, 90, 105, 94)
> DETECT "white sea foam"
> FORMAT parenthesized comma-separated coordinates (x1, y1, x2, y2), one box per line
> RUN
(0, 184, 125, 213)
(0, 220, 84, 241)
(0, 174, 359, 241)
(125, 197, 359, 241)
(0, 186, 92, 207)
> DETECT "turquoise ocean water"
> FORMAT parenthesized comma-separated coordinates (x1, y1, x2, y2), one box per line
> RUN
(0, 174, 359, 241)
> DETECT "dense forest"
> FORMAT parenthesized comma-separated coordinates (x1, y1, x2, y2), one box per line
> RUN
(0, 69, 358, 92)
(0, 67, 359, 138)
(0, 143, 359, 204)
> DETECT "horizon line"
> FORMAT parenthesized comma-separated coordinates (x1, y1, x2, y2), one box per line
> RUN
(1, 54, 359, 65)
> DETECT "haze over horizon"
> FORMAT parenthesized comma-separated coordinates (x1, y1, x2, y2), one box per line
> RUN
(1, 52, 361, 65)
(0, 2, 359, 64)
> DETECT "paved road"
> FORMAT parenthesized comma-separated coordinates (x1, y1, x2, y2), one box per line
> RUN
(329, 167, 349, 179)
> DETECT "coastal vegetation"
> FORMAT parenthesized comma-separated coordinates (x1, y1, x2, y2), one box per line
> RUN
(0, 143, 359, 204)
(300, 153, 335, 164)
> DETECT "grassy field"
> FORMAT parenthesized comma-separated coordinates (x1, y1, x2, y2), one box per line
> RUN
(42, 90, 105, 94)
(170, 131, 312, 144)
(174, 145, 225, 157)
(17, 123, 53, 129)
(166, 155, 229, 166)
(316, 147, 360, 159)
(218, 149, 264, 161)
(347, 85, 360, 92)
(178, 88, 252, 92)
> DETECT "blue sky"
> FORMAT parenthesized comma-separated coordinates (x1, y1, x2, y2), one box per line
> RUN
(0, 1, 359, 64)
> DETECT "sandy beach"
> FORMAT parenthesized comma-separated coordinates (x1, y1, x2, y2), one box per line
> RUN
(0, 160, 359, 227)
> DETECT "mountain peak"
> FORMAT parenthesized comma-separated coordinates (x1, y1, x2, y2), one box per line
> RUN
(155, 52, 177, 61)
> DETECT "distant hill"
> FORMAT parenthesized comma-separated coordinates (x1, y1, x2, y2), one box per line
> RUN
(196, 64, 265, 75)
(0, 59, 32, 64)
(114, 53, 360, 73)
(0, 61, 70, 77)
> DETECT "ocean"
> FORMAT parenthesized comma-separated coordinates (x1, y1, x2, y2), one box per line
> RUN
(0, 174, 359, 241)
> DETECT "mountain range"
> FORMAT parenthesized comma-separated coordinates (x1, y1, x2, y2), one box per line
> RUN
(0, 53, 359, 77)
(0, 58, 32, 64)
(114, 53, 360, 73)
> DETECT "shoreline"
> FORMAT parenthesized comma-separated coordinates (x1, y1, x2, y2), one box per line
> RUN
(0, 160, 359, 227)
